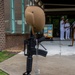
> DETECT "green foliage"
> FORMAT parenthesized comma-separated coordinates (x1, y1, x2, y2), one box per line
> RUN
(69, 19, 75, 24)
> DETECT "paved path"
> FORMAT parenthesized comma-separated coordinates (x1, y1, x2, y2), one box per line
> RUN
(0, 41, 75, 75)
(40, 41, 75, 56)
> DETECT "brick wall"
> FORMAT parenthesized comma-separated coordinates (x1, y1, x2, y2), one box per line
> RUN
(3, 0, 30, 51)
(0, 0, 5, 51)
(5, 34, 29, 51)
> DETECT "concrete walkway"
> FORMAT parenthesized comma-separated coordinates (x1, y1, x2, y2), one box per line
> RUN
(0, 41, 75, 75)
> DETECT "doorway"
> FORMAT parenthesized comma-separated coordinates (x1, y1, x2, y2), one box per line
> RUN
(52, 17, 60, 37)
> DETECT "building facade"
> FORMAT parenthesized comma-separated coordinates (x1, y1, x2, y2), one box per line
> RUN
(0, 0, 5, 51)
(0, 0, 30, 51)
(0, 0, 75, 50)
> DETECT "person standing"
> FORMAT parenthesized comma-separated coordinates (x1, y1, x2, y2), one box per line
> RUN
(65, 19, 70, 39)
(72, 21, 75, 39)
(60, 16, 65, 40)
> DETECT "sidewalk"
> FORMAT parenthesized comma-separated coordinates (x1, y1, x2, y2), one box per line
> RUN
(0, 41, 75, 75)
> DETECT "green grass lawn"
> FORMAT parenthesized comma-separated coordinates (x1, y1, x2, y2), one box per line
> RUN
(0, 50, 16, 62)
(0, 50, 16, 75)
(0, 69, 9, 75)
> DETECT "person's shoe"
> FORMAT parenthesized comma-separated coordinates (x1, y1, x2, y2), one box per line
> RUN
(60, 38, 62, 40)
(60, 38, 65, 40)
(62, 38, 65, 40)
(68, 38, 70, 40)
(65, 38, 68, 40)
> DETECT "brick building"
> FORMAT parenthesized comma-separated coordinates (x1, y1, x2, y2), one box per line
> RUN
(0, 0, 75, 51)
(0, 0, 29, 51)
(0, 0, 5, 51)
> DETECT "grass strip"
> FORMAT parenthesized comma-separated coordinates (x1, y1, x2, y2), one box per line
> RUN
(0, 50, 16, 62)
(0, 69, 9, 75)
